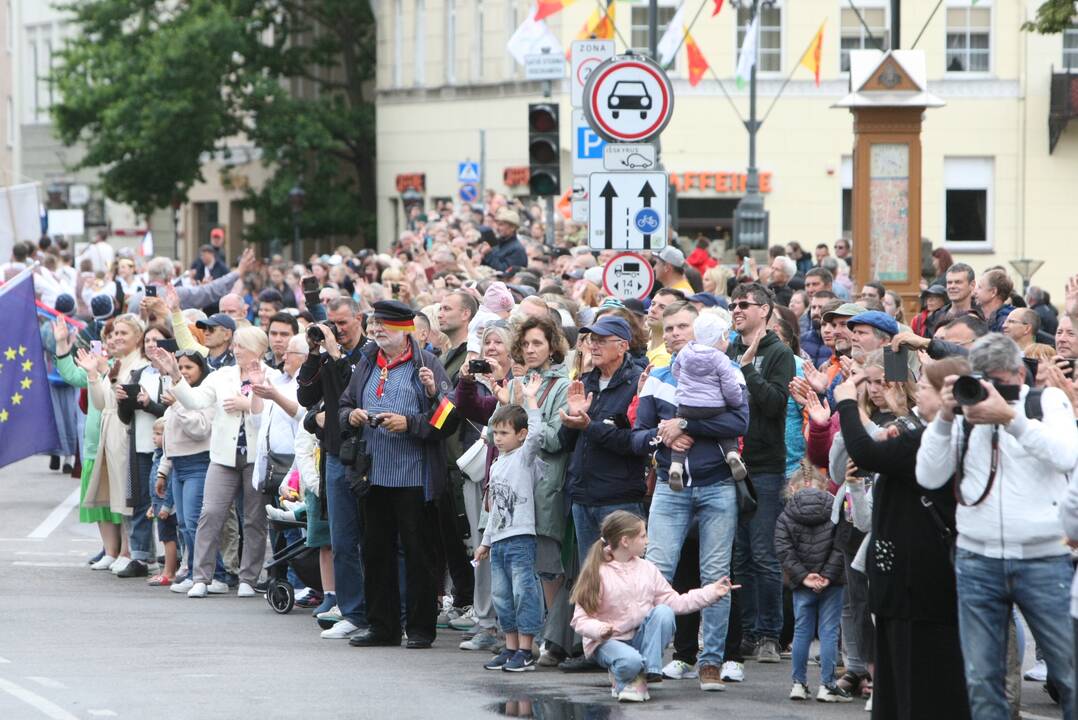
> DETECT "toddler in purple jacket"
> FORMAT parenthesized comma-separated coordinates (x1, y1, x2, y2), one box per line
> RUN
(668, 313, 746, 490)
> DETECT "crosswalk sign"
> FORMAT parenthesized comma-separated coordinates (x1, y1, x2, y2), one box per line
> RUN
(458, 162, 480, 183)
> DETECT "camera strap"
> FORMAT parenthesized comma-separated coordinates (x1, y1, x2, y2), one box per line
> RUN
(954, 420, 999, 507)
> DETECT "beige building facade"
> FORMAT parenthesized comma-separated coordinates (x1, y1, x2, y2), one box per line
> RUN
(376, 0, 1078, 296)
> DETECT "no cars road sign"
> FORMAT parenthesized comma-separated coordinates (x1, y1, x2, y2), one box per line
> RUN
(582, 54, 674, 143)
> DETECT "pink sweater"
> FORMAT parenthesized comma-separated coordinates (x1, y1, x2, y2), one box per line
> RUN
(571, 557, 721, 657)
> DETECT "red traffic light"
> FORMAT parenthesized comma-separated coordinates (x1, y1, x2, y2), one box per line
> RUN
(529, 104, 558, 133)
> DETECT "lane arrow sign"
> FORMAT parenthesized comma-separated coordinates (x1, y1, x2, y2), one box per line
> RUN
(638, 181, 656, 249)
(600, 181, 618, 250)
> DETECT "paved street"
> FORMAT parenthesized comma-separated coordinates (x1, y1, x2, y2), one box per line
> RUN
(0, 457, 1063, 720)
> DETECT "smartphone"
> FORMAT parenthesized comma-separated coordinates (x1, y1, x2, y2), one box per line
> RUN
(883, 346, 909, 382)
(91, 340, 103, 355)
(1022, 357, 1040, 384)
(301, 276, 319, 293)
(391, 283, 401, 295)
(468, 359, 493, 375)
(157, 338, 179, 354)
(145, 285, 157, 298)
(740, 257, 752, 277)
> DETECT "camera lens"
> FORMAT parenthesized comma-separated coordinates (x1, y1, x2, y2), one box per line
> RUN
(307, 326, 324, 343)
(953, 375, 988, 406)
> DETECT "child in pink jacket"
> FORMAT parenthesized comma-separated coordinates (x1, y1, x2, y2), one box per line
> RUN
(570, 510, 737, 703)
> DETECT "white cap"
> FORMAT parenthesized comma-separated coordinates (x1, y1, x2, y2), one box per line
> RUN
(693, 313, 731, 347)
(584, 266, 604, 287)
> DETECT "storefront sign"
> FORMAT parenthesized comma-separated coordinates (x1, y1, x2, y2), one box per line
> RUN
(669, 172, 772, 194)
(395, 173, 426, 193)
(503, 167, 530, 187)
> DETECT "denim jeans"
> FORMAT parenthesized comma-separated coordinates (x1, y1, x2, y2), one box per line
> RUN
(489, 535, 544, 637)
(792, 585, 845, 686)
(571, 501, 645, 566)
(954, 549, 1074, 720)
(645, 481, 737, 668)
(732, 472, 785, 642)
(325, 453, 367, 627)
(124, 451, 155, 562)
(171, 452, 228, 582)
(596, 605, 676, 692)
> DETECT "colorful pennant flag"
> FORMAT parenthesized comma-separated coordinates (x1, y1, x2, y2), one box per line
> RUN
(735, 11, 759, 89)
(685, 34, 710, 87)
(508, 6, 561, 65)
(712, 0, 724, 17)
(574, 3, 616, 41)
(429, 396, 455, 429)
(656, 4, 710, 86)
(799, 21, 826, 87)
(534, 0, 575, 22)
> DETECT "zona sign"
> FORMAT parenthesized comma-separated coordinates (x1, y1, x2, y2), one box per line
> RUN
(582, 54, 674, 143)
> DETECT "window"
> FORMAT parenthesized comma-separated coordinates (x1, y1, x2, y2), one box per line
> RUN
(840, 6, 888, 72)
(944, 157, 993, 248)
(1065, 24, 1078, 69)
(393, 0, 403, 87)
(446, 0, 456, 84)
(414, 0, 425, 86)
(840, 156, 852, 238)
(474, 0, 484, 81)
(631, 3, 678, 69)
(945, 5, 990, 73)
(737, 5, 782, 74)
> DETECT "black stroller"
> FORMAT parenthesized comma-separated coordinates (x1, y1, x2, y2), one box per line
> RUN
(264, 515, 323, 614)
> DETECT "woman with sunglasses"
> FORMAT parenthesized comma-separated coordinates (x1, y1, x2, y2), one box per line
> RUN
(150, 326, 279, 598)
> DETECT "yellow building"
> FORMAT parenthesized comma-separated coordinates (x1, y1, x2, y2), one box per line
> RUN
(376, 0, 1078, 295)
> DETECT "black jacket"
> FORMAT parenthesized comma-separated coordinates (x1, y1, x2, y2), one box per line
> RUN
(482, 234, 528, 273)
(296, 339, 367, 456)
(337, 337, 458, 501)
(560, 355, 647, 506)
(774, 488, 845, 589)
(727, 330, 795, 475)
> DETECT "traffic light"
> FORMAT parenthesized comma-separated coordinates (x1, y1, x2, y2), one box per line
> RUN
(528, 103, 560, 197)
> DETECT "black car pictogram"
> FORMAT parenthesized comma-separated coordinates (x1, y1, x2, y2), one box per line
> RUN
(608, 81, 651, 120)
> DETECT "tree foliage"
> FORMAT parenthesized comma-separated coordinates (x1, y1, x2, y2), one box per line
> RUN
(1022, 0, 1077, 34)
(52, 0, 377, 246)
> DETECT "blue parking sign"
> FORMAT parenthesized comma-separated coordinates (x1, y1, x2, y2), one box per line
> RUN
(576, 127, 605, 159)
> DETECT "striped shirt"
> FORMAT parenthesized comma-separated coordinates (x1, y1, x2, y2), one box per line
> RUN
(362, 361, 427, 490)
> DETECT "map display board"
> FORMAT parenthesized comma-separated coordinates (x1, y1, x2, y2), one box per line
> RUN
(868, 143, 910, 283)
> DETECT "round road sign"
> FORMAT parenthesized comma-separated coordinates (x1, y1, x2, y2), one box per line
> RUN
(583, 54, 674, 143)
(459, 183, 478, 203)
(602, 252, 655, 302)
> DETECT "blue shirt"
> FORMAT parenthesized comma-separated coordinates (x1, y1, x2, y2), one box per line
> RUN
(362, 361, 427, 490)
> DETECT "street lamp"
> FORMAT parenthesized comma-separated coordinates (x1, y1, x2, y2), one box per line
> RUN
(170, 195, 182, 262)
(1009, 258, 1044, 293)
(288, 183, 305, 263)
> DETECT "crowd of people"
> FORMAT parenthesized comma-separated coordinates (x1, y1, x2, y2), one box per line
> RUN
(9, 193, 1078, 719)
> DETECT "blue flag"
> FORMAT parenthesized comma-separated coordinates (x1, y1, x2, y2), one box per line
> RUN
(0, 271, 59, 469)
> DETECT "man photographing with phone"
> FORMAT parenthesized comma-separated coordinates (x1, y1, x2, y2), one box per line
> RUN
(916, 333, 1078, 720)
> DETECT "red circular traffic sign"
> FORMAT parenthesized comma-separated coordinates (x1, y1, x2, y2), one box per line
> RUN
(602, 252, 655, 301)
(583, 54, 674, 143)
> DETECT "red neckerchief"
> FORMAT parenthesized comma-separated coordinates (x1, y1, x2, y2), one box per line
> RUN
(375, 345, 414, 397)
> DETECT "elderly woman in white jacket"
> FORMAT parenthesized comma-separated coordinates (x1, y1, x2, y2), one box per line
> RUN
(150, 326, 280, 599)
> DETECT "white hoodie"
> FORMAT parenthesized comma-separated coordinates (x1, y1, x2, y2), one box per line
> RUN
(916, 385, 1078, 560)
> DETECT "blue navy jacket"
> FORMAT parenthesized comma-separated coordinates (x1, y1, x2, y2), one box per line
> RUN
(800, 325, 832, 368)
(482, 234, 528, 273)
(631, 358, 750, 487)
(560, 355, 647, 506)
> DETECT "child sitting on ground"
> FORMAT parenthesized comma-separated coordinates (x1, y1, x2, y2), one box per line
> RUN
(570, 511, 737, 703)
(667, 313, 746, 490)
(774, 462, 849, 703)
(148, 418, 179, 586)
(473, 374, 544, 673)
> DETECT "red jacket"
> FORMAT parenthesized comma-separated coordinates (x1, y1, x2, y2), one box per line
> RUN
(686, 247, 717, 275)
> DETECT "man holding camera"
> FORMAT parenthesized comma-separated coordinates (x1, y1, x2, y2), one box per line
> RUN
(916, 333, 1078, 720)
(338, 301, 456, 650)
(296, 296, 368, 640)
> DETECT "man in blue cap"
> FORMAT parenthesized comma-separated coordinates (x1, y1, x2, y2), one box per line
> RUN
(846, 310, 898, 363)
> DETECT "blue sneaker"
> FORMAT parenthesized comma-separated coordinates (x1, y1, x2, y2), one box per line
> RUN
(503, 650, 536, 673)
(484, 649, 515, 671)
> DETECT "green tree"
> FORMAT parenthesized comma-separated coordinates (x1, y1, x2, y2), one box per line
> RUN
(1022, 0, 1077, 34)
(52, 0, 377, 247)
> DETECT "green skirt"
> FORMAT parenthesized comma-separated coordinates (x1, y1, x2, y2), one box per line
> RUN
(78, 459, 123, 525)
(304, 492, 330, 548)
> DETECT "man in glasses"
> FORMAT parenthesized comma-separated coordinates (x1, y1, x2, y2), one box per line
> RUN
(195, 313, 237, 369)
(726, 283, 796, 666)
(1002, 308, 1039, 353)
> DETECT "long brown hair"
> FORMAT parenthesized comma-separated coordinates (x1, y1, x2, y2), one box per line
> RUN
(510, 314, 569, 366)
(569, 510, 645, 615)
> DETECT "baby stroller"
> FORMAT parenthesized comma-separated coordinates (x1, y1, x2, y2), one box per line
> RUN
(264, 515, 323, 614)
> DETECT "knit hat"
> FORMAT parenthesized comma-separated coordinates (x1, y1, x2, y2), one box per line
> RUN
(91, 294, 114, 321)
(483, 282, 514, 314)
(54, 293, 76, 315)
(693, 313, 732, 347)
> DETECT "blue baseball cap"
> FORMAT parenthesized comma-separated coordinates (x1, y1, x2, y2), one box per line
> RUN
(847, 310, 898, 337)
(579, 316, 632, 342)
(689, 292, 727, 309)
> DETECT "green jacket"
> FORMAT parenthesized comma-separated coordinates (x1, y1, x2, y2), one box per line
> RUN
(56, 354, 102, 456)
(726, 330, 796, 475)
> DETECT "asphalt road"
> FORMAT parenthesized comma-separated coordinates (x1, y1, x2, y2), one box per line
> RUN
(0, 457, 1064, 720)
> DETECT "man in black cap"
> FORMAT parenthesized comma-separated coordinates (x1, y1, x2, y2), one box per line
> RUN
(297, 296, 368, 640)
(338, 300, 457, 649)
(195, 313, 237, 369)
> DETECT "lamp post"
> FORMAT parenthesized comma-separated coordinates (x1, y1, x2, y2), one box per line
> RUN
(170, 196, 182, 262)
(288, 184, 305, 264)
(1009, 259, 1044, 294)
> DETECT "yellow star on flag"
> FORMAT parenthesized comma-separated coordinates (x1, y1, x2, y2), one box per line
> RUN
(0, 410, 7, 422)
(21, 359, 32, 372)
(17, 345, 26, 356)
(3, 347, 14, 361)
(11, 392, 22, 405)
(20, 377, 31, 389)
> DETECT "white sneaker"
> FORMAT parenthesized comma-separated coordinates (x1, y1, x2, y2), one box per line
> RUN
(170, 578, 194, 593)
(817, 684, 853, 703)
(865, 695, 873, 712)
(316, 605, 342, 622)
(207, 579, 229, 594)
(265, 504, 294, 522)
(661, 660, 698, 680)
(90, 555, 116, 571)
(187, 582, 208, 598)
(789, 682, 809, 701)
(448, 606, 478, 631)
(110, 557, 132, 575)
(237, 582, 256, 597)
(726, 451, 748, 481)
(720, 661, 744, 682)
(321, 619, 362, 639)
(668, 462, 685, 491)
(295, 587, 312, 602)
(1023, 659, 1048, 682)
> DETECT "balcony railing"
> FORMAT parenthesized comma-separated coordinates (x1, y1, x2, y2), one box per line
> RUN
(1049, 65, 1078, 154)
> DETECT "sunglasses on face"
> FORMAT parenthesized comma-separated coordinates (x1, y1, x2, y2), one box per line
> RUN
(731, 301, 763, 311)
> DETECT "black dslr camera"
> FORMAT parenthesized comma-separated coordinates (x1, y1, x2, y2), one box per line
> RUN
(307, 323, 342, 344)
(953, 373, 1020, 413)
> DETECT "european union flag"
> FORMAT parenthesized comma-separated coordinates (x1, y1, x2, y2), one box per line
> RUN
(0, 271, 59, 469)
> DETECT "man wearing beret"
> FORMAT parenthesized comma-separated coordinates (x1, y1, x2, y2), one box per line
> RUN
(338, 301, 458, 649)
